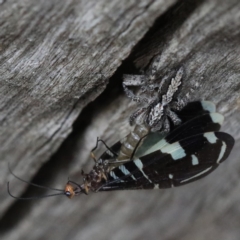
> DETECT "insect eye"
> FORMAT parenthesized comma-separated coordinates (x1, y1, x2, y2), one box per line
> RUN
(65, 191, 71, 196)
(64, 184, 75, 199)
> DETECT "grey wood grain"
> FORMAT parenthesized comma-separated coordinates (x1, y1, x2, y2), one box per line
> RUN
(0, 0, 240, 240)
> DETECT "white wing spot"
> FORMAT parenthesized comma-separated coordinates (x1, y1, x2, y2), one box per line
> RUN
(134, 159, 152, 183)
(217, 141, 226, 164)
(119, 165, 136, 180)
(204, 132, 217, 144)
(161, 142, 186, 160)
(210, 113, 224, 125)
(110, 171, 118, 180)
(169, 174, 173, 179)
(191, 155, 199, 165)
(154, 184, 159, 189)
(201, 101, 216, 113)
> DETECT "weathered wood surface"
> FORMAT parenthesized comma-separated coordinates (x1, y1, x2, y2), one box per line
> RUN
(0, 0, 240, 240)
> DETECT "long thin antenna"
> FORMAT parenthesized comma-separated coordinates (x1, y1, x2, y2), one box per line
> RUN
(7, 182, 65, 200)
(8, 163, 63, 192)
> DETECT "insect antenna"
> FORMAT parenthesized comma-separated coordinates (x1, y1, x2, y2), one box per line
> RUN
(7, 182, 66, 200)
(8, 164, 66, 200)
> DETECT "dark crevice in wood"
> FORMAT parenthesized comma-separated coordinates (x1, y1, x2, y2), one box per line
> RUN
(129, 0, 205, 69)
(115, 0, 155, 38)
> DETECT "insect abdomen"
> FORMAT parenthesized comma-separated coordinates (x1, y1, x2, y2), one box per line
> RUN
(117, 124, 149, 161)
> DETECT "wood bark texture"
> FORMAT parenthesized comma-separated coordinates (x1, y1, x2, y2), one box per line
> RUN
(0, 0, 240, 240)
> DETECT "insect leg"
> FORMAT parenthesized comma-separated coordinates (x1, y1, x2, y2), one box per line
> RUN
(91, 137, 118, 162)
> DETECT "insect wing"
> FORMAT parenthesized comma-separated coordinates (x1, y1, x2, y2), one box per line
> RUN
(176, 101, 216, 122)
(99, 132, 234, 191)
(134, 112, 223, 158)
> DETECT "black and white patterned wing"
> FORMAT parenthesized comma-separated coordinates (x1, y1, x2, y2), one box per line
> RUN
(175, 101, 216, 122)
(134, 111, 223, 158)
(99, 131, 234, 191)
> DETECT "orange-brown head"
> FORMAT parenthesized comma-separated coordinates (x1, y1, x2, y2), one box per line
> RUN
(64, 181, 86, 199)
(64, 183, 76, 199)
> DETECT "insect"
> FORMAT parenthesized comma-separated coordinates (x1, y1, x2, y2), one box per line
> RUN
(8, 101, 235, 199)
